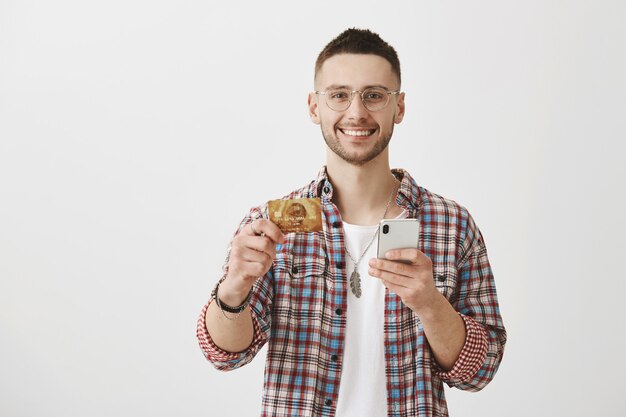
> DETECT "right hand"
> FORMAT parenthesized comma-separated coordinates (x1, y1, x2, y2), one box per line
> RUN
(219, 219, 285, 306)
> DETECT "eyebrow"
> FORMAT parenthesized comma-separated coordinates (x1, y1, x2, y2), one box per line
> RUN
(323, 84, 394, 91)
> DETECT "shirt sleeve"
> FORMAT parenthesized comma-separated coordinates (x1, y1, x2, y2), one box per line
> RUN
(196, 290, 269, 371)
(434, 211, 507, 391)
(432, 313, 489, 382)
(196, 206, 274, 371)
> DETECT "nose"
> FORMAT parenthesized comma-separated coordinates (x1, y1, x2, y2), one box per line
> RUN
(344, 92, 369, 120)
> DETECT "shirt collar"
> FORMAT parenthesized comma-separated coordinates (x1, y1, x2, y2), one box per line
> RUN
(311, 166, 422, 213)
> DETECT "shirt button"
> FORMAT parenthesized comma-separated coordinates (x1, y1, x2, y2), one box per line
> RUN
(291, 266, 299, 274)
(336, 262, 344, 269)
(325, 399, 332, 406)
(331, 354, 338, 362)
(335, 308, 343, 315)
(390, 315, 396, 322)
(437, 274, 446, 282)
(332, 221, 341, 228)
(392, 404, 399, 411)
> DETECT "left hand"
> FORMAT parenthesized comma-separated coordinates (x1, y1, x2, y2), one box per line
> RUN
(368, 248, 440, 312)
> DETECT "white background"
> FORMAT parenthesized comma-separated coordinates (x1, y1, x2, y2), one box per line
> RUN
(1, 1, 625, 416)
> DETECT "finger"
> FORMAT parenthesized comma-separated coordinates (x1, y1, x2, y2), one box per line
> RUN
(230, 259, 269, 281)
(368, 258, 415, 278)
(241, 235, 277, 259)
(375, 277, 407, 298)
(385, 248, 431, 266)
(244, 219, 285, 244)
(235, 246, 273, 264)
(368, 267, 412, 288)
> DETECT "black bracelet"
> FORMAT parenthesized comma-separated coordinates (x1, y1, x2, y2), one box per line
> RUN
(215, 281, 253, 314)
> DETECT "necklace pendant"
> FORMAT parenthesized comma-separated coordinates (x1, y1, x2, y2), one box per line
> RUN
(349, 270, 362, 298)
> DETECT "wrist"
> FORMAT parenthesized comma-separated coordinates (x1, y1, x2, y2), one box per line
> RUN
(412, 290, 447, 319)
(217, 276, 252, 307)
(213, 278, 253, 319)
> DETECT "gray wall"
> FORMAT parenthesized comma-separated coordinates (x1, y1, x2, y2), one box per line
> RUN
(1, 0, 625, 416)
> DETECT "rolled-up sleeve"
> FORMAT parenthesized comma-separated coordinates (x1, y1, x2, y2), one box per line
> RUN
(433, 313, 489, 384)
(196, 294, 269, 371)
(435, 213, 507, 391)
(196, 206, 274, 371)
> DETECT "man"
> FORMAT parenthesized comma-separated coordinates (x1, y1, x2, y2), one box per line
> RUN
(197, 28, 506, 417)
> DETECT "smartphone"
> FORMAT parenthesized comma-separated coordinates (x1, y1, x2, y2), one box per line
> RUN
(377, 218, 420, 260)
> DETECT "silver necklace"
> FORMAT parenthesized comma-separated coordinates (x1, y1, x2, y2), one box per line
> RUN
(345, 177, 398, 298)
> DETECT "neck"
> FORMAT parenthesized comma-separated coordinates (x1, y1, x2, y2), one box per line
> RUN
(326, 149, 402, 225)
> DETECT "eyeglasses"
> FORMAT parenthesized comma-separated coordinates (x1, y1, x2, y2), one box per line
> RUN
(315, 87, 401, 112)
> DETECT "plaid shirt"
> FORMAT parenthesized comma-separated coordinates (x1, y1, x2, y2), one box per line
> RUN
(197, 167, 507, 417)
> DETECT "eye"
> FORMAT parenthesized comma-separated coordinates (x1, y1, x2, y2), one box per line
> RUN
(364, 89, 385, 101)
(328, 90, 350, 100)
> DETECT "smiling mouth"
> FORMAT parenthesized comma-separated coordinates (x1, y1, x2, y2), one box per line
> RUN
(338, 128, 376, 137)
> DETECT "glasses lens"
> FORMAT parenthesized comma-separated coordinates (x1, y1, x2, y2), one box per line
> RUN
(325, 88, 352, 111)
(362, 88, 389, 111)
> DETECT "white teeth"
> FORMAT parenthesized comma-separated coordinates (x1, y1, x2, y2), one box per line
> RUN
(342, 129, 374, 137)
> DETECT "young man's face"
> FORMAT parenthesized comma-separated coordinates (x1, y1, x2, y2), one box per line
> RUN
(309, 53, 405, 166)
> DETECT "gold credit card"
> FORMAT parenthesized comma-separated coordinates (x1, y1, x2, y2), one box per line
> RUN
(268, 198, 323, 233)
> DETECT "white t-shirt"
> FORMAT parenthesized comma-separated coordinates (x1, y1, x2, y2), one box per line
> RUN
(335, 211, 407, 417)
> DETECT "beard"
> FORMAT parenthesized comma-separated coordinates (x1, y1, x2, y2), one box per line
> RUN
(320, 119, 394, 167)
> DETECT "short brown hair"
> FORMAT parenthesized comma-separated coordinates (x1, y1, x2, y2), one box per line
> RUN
(315, 28, 401, 85)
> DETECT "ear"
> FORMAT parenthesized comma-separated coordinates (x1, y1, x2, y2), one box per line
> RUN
(394, 92, 406, 124)
(308, 92, 321, 125)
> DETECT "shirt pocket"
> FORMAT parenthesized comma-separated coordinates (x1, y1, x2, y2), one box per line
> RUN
(273, 252, 327, 323)
(432, 265, 458, 301)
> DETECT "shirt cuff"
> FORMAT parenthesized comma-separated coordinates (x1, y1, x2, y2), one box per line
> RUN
(196, 299, 262, 365)
(433, 313, 489, 383)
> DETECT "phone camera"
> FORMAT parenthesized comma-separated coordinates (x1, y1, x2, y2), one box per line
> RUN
(382, 224, 389, 234)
